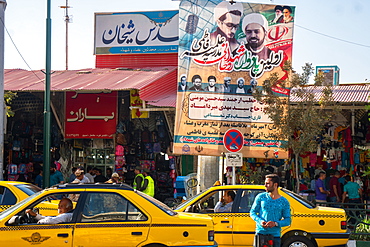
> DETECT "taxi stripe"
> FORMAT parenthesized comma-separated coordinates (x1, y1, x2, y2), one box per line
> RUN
(214, 231, 233, 234)
(0, 205, 12, 211)
(292, 214, 345, 218)
(1, 223, 208, 231)
(311, 233, 350, 239)
(210, 213, 344, 218)
(0, 225, 74, 231)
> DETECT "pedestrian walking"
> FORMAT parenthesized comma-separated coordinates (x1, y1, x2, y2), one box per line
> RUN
(250, 174, 291, 247)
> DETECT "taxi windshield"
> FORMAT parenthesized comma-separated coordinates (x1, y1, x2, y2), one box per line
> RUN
(0, 190, 43, 221)
(174, 191, 206, 210)
(282, 188, 315, 209)
(14, 183, 42, 196)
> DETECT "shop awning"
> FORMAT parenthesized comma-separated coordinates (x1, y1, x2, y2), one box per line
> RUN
(4, 67, 178, 107)
(290, 85, 370, 103)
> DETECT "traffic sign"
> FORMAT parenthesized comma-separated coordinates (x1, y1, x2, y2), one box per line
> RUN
(223, 129, 244, 152)
(225, 153, 243, 167)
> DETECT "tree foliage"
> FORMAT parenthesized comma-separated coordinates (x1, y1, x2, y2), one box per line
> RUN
(254, 62, 339, 192)
(4, 91, 17, 117)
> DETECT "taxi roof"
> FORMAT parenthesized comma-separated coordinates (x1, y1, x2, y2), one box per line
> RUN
(211, 184, 266, 190)
(51, 183, 134, 191)
(0, 181, 30, 186)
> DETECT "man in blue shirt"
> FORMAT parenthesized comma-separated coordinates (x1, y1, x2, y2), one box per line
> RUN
(315, 171, 330, 206)
(250, 174, 291, 247)
(342, 175, 362, 227)
(214, 190, 235, 212)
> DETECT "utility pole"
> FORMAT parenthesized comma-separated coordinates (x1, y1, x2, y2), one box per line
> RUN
(43, 0, 52, 188)
(60, 0, 71, 70)
(0, 0, 6, 181)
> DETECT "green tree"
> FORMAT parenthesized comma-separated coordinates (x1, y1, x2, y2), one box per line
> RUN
(4, 91, 17, 117)
(254, 63, 339, 193)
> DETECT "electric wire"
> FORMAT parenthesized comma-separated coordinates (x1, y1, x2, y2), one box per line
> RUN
(296, 24, 370, 49)
(0, 17, 44, 81)
(2, 16, 370, 84)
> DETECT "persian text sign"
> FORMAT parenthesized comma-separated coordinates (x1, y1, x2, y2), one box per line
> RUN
(95, 10, 179, 54)
(188, 93, 270, 122)
(225, 153, 243, 167)
(174, 1, 295, 158)
(65, 92, 117, 139)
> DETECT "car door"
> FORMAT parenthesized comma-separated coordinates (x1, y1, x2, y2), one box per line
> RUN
(1, 192, 75, 247)
(0, 185, 17, 212)
(188, 189, 235, 246)
(232, 189, 264, 246)
(73, 192, 150, 247)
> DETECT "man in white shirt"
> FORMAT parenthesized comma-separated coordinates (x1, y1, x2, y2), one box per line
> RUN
(72, 169, 90, 184)
(84, 166, 95, 183)
(214, 190, 235, 212)
(26, 198, 73, 224)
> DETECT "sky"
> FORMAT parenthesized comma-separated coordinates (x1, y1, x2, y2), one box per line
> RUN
(3, 0, 370, 83)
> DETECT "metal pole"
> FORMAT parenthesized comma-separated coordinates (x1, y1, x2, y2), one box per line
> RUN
(65, 0, 69, 70)
(0, 0, 6, 181)
(43, 0, 52, 188)
(60, 0, 70, 70)
(232, 166, 236, 185)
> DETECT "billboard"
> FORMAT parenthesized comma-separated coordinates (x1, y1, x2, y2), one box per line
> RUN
(65, 91, 117, 139)
(174, 1, 295, 159)
(94, 10, 179, 55)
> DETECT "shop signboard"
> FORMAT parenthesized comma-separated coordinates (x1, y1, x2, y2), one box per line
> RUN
(174, 0, 295, 158)
(94, 10, 179, 55)
(65, 91, 118, 139)
(130, 89, 149, 119)
(225, 152, 243, 167)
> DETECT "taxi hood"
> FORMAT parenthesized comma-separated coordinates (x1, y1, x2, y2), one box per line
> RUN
(315, 206, 346, 214)
(176, 212, 215, 223)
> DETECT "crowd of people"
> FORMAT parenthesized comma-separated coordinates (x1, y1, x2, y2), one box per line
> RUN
(303, 168, 364, 207)
(32, 163, 156, 198)
(301, 167, 365, 228)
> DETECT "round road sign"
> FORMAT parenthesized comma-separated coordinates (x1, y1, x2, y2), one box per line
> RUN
(223, 129, 244, 153)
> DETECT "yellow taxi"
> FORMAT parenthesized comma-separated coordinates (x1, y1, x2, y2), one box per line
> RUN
(0, 181, 58, 215)
(175, 184, 349, 247)
(0, 183, 217, 247)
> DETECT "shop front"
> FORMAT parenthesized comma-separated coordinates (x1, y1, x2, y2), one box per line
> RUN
(4, 67, 180, 204)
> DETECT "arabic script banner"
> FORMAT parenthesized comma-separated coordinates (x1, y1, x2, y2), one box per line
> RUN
(95, 10, 179, 55)
(65, 92, 117, 139)
(174, 0, 295, 159)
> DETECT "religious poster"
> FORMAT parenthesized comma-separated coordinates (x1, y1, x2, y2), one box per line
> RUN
(65, 91, 117, 138)
(174, 1, 295, 158)
(94, 10, 179, 55)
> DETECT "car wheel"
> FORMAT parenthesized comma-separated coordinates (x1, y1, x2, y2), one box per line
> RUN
(282, 236, 314, 247)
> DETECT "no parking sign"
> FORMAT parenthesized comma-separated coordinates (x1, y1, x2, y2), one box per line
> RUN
(223, 129, 244, 153)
